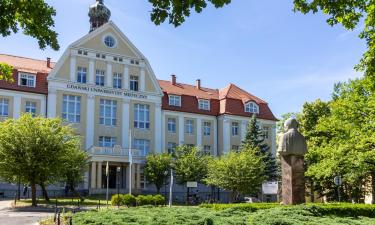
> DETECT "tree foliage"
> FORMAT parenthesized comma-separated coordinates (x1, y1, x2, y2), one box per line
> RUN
(0, 63, 13, 82)
(149, 0, 232, 27)
(293, 0, 375, 78)
(242, 114, 278, 181)
(205, 145, 267, 200)
(0, 114, 86, 206)
(144, 153, 172, 194)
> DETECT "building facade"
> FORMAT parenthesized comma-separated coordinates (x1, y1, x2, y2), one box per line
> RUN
(0, 1, 277, 196)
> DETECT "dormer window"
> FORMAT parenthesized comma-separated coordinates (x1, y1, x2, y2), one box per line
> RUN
(245, 101, 259, 114)
(169, 95, 181, 107)
(18, 72, 36, 87)
(198, 99, 210, 111)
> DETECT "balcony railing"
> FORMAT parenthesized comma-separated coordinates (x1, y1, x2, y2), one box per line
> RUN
(88, 145, 146, 157)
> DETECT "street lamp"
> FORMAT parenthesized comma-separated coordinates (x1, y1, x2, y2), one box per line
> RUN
(116, 166, 121, 208)
(169, 168, 173, 207)
(164, 170, 168, 205)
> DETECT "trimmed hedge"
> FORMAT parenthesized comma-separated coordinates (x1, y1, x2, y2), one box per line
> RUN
(200, 203, 280, 212)
(111, 194, 165, 207)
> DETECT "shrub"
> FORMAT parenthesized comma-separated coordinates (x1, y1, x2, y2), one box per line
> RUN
(200, 203, 280, 212)
(153, 194, 165, 206)
(136, 195, 149, 206)
(122, 194, 136, 207)
(110, 194, 122, 206)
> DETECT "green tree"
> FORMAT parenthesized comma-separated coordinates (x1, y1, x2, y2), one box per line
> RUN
(242, 114, 278, 181)
(173, 145, 211, 203)
(149, 0, 232, 27)
(144, 153, 172, 194)
(205, 145, 267, 202)
(0, 114, 82, 206)
(293, 0, 375, 78)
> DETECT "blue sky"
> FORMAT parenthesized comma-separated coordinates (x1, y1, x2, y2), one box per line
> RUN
(0, 0, 366, 118)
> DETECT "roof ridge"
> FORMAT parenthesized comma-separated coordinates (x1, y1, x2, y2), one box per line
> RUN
(0, 53, 54, 63)
(157, 79, 219, 92)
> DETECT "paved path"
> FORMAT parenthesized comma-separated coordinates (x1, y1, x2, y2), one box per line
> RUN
(0, 200, 53, 225)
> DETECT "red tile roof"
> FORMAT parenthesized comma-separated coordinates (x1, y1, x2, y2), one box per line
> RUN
(0, 54, 51, 94)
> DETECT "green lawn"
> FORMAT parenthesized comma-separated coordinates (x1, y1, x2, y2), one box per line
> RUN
(40, 204, 375, 225)
(18, 196, 110, 207)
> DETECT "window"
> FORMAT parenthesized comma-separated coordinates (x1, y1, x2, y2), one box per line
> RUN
(139, 167, 145, 189)
(134, 104, 150, 129)
(169, 95, 181, 107)
(18, 73, 36, 87)
(99, 136, 117, 147)
(0, 98, 9, 116)
(130, 75, 139, 91)
(133, 139, 150, 156)
(104, 35, 116, 48)
(232, 122, 239, 136)
(198, 99, 210, 110)
(185, 119, 194, 135)
(263, 126, 270, 139)
(95, 69, 105, 86)
(203, 145, 211, 155)
(203, 122, 211, 136)
(167, 142, 177, 154)
(62, 95, 81, 123)
(113, 72, 122, 89)
(100, 99, 117, 126)
(167, 118, 176, 133)
(25, 101, 37, 116)
(245, 102, 259, 114)
(232, 145, 240, 152)
(186, 144, 195, 148)
(77, 67, 87, 83)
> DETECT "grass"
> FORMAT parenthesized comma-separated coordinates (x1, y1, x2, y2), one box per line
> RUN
(39, 204, 375, 225)
(17, 196, 110, 207)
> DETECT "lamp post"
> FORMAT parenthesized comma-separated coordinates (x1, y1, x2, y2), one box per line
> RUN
(116, 166, 121, 208)
(168, 168, 173, 207)
(164, 170, 168, 205)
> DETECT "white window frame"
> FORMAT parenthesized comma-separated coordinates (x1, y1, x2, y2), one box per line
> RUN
(203, 145, 211, 155)
(113, 72, 122, 89)
(232, 145, 240, 152)
(99, 136, 117, 147)
(232, 122, 239, 136)
(77, 67, 87, 83)
(0, 98, 9, 116)
(133, 139, 150, 156)
(185, 119, 194, 135)
(25, 101, 37, 116)
(203, 122, 211, 136)
(100, 99, 117, 126)
(134, 104, 150, 129)
(167, 142, 177, 154)
(130, 75, 139, 91)
(168, 95, 181, 107)
(198, 99, 210, 111)
(18, 72, 36, 87)
(95, 69, 105, 86)
(245, 101, 259, 114)
(263, 126, 270, 139)
(62, 95, 81, 123)
(167, 118, 176, 133)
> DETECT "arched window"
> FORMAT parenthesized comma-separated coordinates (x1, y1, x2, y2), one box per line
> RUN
(245, 101, 259, 114)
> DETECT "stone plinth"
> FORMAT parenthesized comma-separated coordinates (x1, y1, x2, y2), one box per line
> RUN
(281, 155, 305, 204)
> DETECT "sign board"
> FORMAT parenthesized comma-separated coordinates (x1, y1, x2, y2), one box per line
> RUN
(186, 181, 198, 188)
(334, 176, 343, 186)
(262, 182, 278, 195)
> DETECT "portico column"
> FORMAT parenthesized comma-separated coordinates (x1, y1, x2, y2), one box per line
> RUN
(178, 115, 184, 145)
(122, 99, 130, 148)
(196, 118, 202, 150)
(70, 55, 76, 82)
(91, 161, 97, 189)
(88, 58, 95, 84)
(131, 163, 136, 189)
(154, 103, 162, 153)
(106, 63, 112, 87)
(136, 164, 141, 189)
(123, 65, 129, 89)
(47, 89, 57, 118)
(13, 95, 21, 119)
(97, 161, 102, 189)
(223, 118, 230, 154)
(86, 94, 95, 150)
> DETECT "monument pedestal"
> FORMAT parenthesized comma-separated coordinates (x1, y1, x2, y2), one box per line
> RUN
(281, 155, 305, 205)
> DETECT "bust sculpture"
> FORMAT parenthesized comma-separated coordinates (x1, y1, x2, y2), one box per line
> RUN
(278, 118, 308, 205)
(278, 118, 307, 156)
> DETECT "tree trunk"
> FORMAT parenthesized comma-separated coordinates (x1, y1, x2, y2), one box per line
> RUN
(186, 187, 190, 205)
(310, 180, 314, 203)
(40, 183, 50, 202)
(69, 184, 83, 201)
(156, 187, 160, 194)
(31, 182, 37, 207)
(371, 171, 375, 204)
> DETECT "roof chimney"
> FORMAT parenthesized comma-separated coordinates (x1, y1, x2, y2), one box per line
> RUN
(196, 79, 201, 89)
(46, 57, 51, 68)
(171, 74, 176, 85)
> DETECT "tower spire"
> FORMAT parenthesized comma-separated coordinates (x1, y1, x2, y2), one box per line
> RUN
(88, 0, 111, 32)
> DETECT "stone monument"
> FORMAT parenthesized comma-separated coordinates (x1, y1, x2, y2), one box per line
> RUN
(278, 118, 308, 205)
